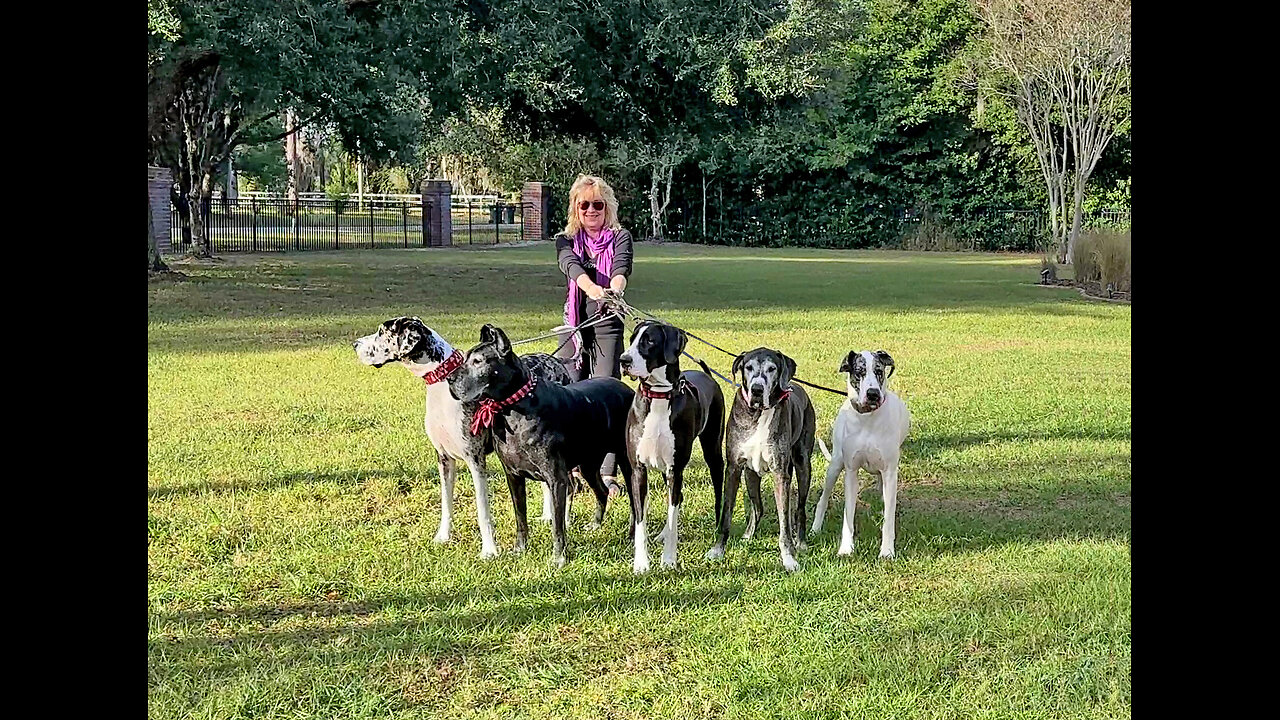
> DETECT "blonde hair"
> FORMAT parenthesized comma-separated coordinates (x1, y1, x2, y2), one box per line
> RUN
(562, 175, 622, 237)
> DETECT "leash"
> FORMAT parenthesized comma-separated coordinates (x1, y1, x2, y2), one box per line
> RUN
(603, 294, 848, 399)
(509, 308, 615, 358)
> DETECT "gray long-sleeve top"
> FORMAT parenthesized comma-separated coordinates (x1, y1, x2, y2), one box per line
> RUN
(555, 229, 635, 283)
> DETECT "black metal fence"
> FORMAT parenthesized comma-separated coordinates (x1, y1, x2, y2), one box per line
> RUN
(170, 197, 530, 253)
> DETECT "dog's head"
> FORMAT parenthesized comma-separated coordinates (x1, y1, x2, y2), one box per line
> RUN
(619, 320, 686, 385)
(448, 323, 528, 403)
(353, 316, 450, 368)
(838, 350, 895, 412)
(733, 347, 796, 410)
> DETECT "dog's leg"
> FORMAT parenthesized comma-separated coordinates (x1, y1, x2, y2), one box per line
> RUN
(576, 464, 609, 530)
(630, 462, 650, 574)
(434, 455, 456, 544)
(466, 458, 499, 559)
(661, 468, 683, 569)
(551, 469, 572, 568)
(540, 482, 554, 523)
(879, 465, 899, 559)
(838, 466, 860, 556)
(774, 464, 799, 572)
(742, 468, 764, 542)
(812, 450, 843, 536)
(706, 461, 741, 560)
(507, 473, 529, 554)
(794, 451, 812, 552)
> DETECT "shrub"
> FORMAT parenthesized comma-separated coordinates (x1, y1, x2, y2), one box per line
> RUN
(1073, 227, 1131, 293)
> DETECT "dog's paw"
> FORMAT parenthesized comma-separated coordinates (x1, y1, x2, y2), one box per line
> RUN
(554, 555, 569, 569)
(798, 540, 809, 553)
(781, 556, 800, 572)
(433, 530, 451, 544)
(661, 552, 677, 570)
(810, 519, 825, 535)
(633, 557, 651, 575)
(704, 546, 724, 561)
(878, 548, 895, 560)
(511, 539, 528, 555)
(479, 545, 499, 560)
(837, 543, 855, 557)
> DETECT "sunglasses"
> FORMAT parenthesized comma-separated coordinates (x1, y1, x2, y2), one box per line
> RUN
(577, 200, 606, 211)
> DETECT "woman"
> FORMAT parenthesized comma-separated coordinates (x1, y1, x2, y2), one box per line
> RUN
(555, 174, 634, 489)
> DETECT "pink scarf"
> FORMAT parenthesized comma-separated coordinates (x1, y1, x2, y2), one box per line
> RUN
(565, 227, 615, 371)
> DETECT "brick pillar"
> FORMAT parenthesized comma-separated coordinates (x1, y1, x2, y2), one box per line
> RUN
(522, 182, 555, 242)
(420, 179, 452, 247)
(148, 165, 173, 255)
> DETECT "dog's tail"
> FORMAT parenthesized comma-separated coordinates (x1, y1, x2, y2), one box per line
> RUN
(693, 357, 714, 377)
(816, 437, 831, 461)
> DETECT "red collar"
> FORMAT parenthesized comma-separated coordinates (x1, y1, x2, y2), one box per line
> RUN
(421, 350, 464, 385)
(469, 374, 538, 435)
(640, 383, 674, 400)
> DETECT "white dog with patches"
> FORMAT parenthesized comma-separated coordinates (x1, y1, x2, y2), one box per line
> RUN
(811, 350, 910, 559)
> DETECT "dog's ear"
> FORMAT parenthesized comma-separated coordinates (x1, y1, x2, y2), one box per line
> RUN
(838, 351, 855, 374)
(874, 350, 895, 379)
(662, 325, 687, 366)
(395, 318, 424, 357)
(490, 326, 512, 356)
(778, 353, 797, 389)
(479, 323, 498, 344)
(732, 353, 744, 381)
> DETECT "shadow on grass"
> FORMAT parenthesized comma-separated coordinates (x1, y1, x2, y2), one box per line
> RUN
(147, 468, 397, 500)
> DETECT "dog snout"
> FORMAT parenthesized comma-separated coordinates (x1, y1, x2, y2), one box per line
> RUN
(620, 354, 633, 368)
(865, 387, 881, 402)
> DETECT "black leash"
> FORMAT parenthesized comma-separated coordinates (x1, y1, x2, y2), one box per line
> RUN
(603, 295, 848, 399)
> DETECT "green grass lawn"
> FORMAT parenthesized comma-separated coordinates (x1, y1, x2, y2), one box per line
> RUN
(148, 244, 1130, 720)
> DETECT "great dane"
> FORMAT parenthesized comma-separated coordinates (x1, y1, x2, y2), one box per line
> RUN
(353, 317, 570, 557)
(448, 324, 634, 568)
(618, 320, 726, 573)
(706, 347, 816, 572)
(811, 350, 911, 559)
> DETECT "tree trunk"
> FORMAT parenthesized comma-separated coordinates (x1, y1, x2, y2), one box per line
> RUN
(357, 156, 365, 211)
(701, 170, 707, 239)
(285, 108, 299, 218)
(185, 171, 215, 258)
(649, 165, 663, 243)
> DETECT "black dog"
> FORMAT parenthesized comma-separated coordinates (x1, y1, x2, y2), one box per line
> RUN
(705, 347, 816, 572)
(448, 324, 635, 567)
(618, 320, 726, 573)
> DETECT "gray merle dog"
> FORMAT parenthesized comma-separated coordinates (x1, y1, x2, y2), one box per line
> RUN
(353, 317, 571, 558)
(618, 320, 726, 574)
(448, 324, 635, 568)
(705, 347, 817, 572)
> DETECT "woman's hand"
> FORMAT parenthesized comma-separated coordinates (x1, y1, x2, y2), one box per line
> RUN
(584, 282, 607, 301)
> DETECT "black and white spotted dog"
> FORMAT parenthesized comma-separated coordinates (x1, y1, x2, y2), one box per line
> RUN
(353, 317, 571, 558)
(448, 324, 635, 568)
(618, 320, 726, 574)
(811, 350, 910, 559)
(705, 347, 817, 572)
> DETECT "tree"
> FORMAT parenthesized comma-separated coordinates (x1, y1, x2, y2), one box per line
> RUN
(974, 0, 1131, 262)
(147, 0, 467, 257)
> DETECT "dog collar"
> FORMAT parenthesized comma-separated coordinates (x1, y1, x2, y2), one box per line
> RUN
(469, 375, 537, 435)
(421, 350, 464, 385)
(640, 384, 672, 400)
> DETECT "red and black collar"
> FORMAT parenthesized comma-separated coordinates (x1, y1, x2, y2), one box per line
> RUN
(469, 374, 538, 435)
(641, 376, 691, 401)
(421, 350, 464, 385)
